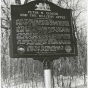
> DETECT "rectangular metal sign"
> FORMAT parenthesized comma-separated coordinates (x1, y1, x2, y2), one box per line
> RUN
(10, 1, 77, 59)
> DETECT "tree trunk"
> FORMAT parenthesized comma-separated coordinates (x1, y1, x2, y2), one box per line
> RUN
(84, 73, 86, 85)
(69, 76, 71, 88)
(62, 75, 64, 88)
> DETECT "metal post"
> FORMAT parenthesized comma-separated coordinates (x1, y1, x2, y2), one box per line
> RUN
(43, 59, 52, 88)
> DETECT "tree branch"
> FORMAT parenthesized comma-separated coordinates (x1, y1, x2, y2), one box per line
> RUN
(1, 25, 9, 30)
(2, 0, 10, 9)
(1, 7, 10, 21)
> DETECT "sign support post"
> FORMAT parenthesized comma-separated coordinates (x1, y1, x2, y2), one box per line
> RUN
(43, 59, 53, 88)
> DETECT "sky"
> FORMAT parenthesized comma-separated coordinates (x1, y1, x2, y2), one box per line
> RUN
(21, 0, 25, 4)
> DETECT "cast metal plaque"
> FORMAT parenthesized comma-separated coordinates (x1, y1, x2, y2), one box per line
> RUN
(10, 1, 77, 60)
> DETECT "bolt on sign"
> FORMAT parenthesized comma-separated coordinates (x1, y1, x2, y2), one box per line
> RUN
(10, 1, 77, 61)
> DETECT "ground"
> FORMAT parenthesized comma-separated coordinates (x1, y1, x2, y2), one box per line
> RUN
(2, 75, 87, 88)
(72, 85, 87, 88)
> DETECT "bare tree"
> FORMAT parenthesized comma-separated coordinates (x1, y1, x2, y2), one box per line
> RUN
(52, 0, 87, 87)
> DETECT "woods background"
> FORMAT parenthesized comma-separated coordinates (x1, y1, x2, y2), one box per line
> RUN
(1, 0, 87, 88)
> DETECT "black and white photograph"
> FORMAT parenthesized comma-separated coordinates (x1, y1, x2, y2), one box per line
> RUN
(1, 0, 87, 88)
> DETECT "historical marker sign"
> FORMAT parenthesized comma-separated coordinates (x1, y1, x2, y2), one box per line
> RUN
(10, 1, 77, 60)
